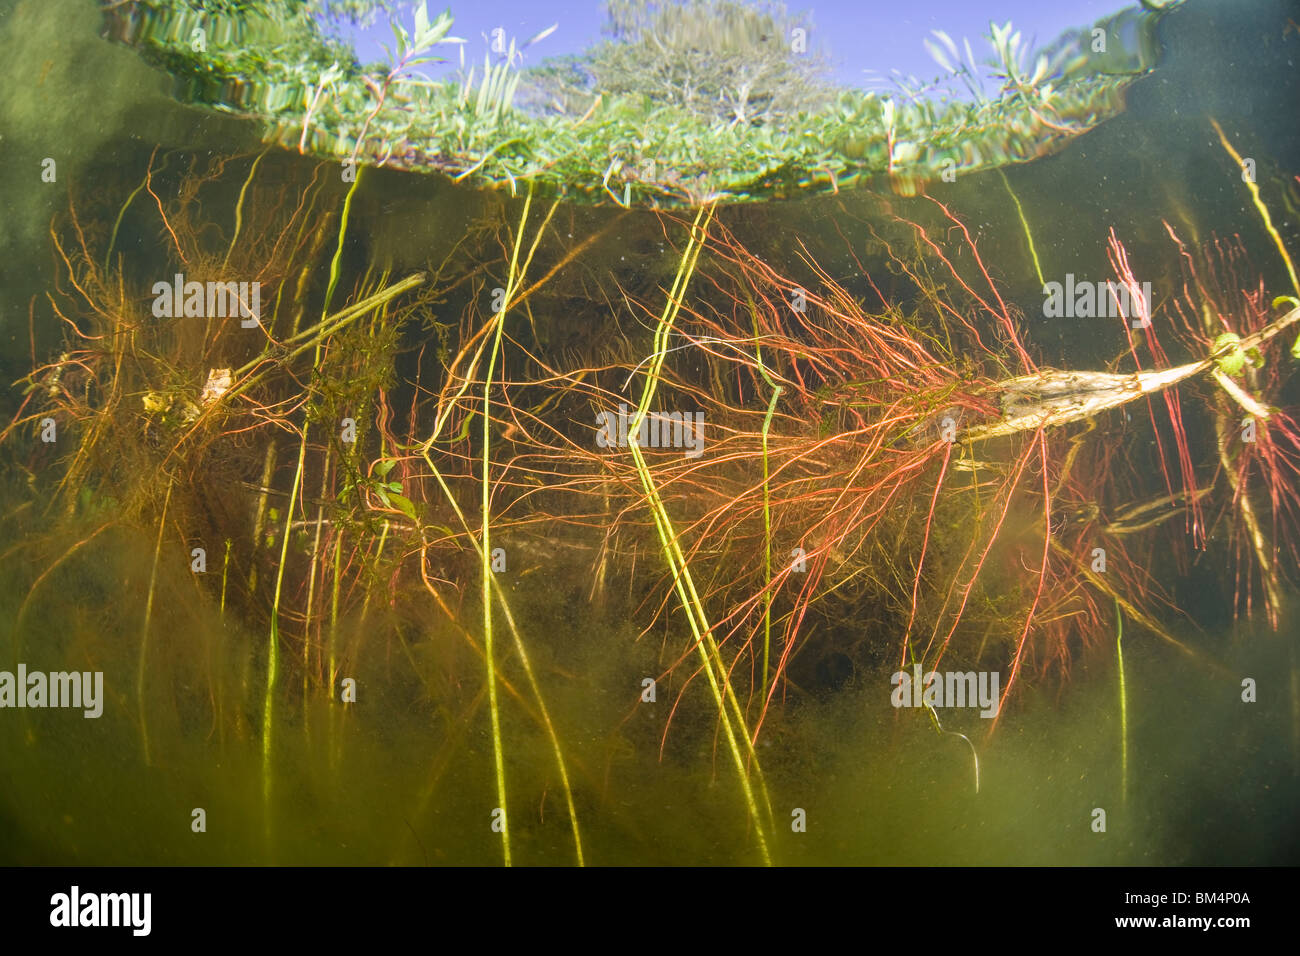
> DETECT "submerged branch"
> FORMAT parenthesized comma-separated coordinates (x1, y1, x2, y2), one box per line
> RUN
(965, 305, 1300, 441)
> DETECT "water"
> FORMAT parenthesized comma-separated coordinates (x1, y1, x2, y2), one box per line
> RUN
(1, 0, 1299, 867)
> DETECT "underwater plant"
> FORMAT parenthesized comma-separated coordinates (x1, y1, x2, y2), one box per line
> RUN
(7, 127, 1300, 865)
(9, 0, 1300, 872)
(480, 169, 1300, 772)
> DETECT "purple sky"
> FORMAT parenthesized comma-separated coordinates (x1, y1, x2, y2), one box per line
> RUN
(329, 0, 1145, 90)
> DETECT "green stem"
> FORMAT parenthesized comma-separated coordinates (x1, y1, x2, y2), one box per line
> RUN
(423, 451, 586, 866)
(747, 294, 784, 704)
(479, 188, 542, 866)
(264, 164, 365, 850)
(264, 434, 303, 847)
(1116, 598, 1129, 807)
(104, 155, 168, 274)
(137, 479, 173, 766)
(999, 168, 1044, 287)
(224, 150, 267, 269)
(627, 203, 774, 862)
(219, 538, 231, 618)
(329, 529, 343, 777)
(323, 166, 363, 315)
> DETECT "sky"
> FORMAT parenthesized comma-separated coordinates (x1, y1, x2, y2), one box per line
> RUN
(324, 0, 1147, 91)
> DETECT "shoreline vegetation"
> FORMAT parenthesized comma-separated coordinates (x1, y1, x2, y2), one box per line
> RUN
(101, 0, 1176, 207)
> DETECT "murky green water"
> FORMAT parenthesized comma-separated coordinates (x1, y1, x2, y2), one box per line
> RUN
(2, 519, 1295, 865)
(2, 0, 1299, 866)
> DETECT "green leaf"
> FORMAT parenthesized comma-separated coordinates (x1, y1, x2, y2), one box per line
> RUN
(389, 493, 418, 521)
(319, 62, 343, 87)
(392, 20, 410, 60)
(387, 480, 403, 492)
(1213, 332, 1246, 376)
(412, 7, 462, 55)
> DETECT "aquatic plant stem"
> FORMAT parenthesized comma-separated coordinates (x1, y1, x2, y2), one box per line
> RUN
(421, 451, 586, 865)
(104, 154, 159, 275)
(247, 445, 277, 597)
(323, 168, 363, 315)
(998, 168, 1045, 286)
(1116, 599, 1128, 807)
(627, 203, 774, 862)
(214, 537, 232, 751)
(746, 293, 784, 704)
(481, 249, 518, 867)
(412, 192, 583, 863)
(631, 435, 775, 861)
(224, 150, 267, 269)
(921, 693, 980, 795)
(475, 187, 566, 868)
(478, 187, 558, 865)
(263, 433, 303, 847)
(263, 166, 366, 847)
(137, 478, 173, 766)
(302, 463, 331, 743)
(1210, 119, 1300, 298)
(329, 529, 343, 777)
(219, 539, 231, 618)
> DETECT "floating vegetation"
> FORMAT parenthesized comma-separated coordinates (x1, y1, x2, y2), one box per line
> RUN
(101, 0, 1179, 205)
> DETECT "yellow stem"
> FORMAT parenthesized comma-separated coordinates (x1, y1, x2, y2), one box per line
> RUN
(1210, 118, 1300, 298)
(224, 149, 267, 269)
(137, 479, 173, 766)
(1116, 600, 1128, 807)
(998, 168, 1045, 286)
(626, 202, 774, 862)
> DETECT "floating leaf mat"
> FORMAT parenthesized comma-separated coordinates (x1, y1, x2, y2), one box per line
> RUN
(101, 0, 1177, 205)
